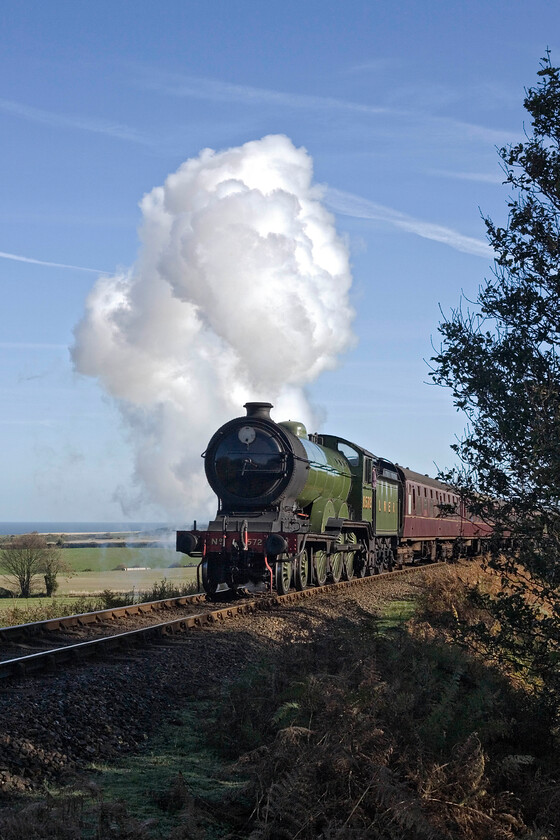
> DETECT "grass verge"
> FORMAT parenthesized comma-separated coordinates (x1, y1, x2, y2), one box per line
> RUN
(87, 703, 239, 838)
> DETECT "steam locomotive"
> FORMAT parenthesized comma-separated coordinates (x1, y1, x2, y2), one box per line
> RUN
(176, 402, 489, 596)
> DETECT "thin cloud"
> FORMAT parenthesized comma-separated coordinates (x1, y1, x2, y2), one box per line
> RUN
(326, 187, 493, 258)
(139, 70, 396, 115)
(137, 69, 514, 145)
(0, 97, 151, 145)
(0, 250, 107, 274)
(424, 115, 514, 146)
(429, 168, 504, 184)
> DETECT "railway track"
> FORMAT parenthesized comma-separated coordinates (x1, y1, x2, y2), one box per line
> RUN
(0, 562, 445, 681)
(0, 591, 208, 647)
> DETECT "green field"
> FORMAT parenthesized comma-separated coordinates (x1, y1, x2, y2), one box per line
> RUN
(0, 564, 201, 624)
(58, 545, 191, 573)
(0, 565, 199, 599)
(56, 565, 199, 594)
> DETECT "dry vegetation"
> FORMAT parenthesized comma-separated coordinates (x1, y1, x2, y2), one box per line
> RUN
(206, 568, 558, 839)
(0, 561, 559, 839)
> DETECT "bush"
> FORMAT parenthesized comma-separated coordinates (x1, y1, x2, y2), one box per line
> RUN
(98, 589, 135, 608)
(139, 578, 199, 602)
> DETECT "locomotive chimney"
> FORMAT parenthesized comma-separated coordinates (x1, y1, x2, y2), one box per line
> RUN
(244, 402, 273, 419)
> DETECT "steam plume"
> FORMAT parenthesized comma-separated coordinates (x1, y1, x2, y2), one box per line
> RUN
(72, 135, 354, 518)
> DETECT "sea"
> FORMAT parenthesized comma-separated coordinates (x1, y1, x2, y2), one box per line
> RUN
(0, 522, 173, 536)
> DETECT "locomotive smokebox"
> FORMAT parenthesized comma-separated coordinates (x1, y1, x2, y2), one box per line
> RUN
(244, 402, 273, 419)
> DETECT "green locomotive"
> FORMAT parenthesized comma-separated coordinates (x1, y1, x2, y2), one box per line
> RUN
(177, 402, 402, 596)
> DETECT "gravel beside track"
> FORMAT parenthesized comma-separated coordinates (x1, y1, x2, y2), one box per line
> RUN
(0, 566, 441, 794)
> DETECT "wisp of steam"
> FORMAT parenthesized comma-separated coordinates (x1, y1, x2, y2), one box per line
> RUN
(72, 135, 355, 519)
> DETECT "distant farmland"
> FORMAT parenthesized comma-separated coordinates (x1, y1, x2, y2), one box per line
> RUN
(0, 543, 198, 602)
(57, 546, 194, 573)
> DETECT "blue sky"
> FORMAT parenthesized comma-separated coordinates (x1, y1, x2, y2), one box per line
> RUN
(1, 0, 557, 522)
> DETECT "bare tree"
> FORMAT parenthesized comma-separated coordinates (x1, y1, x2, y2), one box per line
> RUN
(0, 533, 63, 598)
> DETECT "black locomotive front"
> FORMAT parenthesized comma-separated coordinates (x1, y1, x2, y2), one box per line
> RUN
(177, 402, 313, 593)
(203, 402, 310, 512)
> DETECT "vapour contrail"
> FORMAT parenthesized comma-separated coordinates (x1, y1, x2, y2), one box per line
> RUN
(0, 250, 107, 273)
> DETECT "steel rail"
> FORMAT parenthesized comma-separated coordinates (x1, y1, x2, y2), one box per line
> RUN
(0, 600, 258, 680)
(0, 562, 445, 682)
(0, 592, 207, 643)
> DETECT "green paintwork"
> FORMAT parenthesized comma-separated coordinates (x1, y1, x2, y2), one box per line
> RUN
(294, 436, 352, 512)
(336, 501, 349, 519)
(309, 498, 336, 532)
(376, 479, 399, 535)
(284, 427, 400, 537)
(317, 434, 400, 536)
(320, 435, 363, 518)
(276, 430, 353, 533)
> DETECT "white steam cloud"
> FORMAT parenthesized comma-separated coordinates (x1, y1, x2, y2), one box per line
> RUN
(72, 135, 355, 519)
